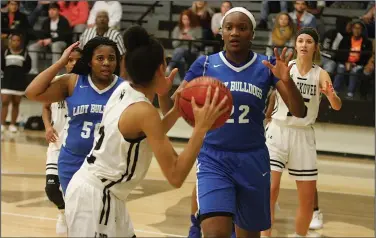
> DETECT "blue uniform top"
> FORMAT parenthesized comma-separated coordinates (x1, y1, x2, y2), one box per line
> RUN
(184, 51, 279, 151)
(64, 74, 122, 156)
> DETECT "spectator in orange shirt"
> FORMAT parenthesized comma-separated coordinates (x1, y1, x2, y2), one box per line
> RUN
(58, 1, 89, 41)
(333, 20, 373, 99)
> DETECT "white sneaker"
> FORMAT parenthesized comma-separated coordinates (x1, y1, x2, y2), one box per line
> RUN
(8, 124, 17, 133)
(56, 210, 68, 235)
(309, 210, 323, 230)
(306, 231, 321, 237)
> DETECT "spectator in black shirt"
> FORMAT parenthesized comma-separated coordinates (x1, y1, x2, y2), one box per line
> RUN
(28, 3, 72, 74)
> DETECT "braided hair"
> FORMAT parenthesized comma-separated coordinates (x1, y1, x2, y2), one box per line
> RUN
(71, 36, 120, 76)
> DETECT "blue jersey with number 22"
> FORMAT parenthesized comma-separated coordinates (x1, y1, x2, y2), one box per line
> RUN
(184, 51, 279, 151)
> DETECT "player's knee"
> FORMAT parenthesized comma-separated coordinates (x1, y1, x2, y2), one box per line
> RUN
(45, 178, 64, 207)
(201, 215, 233, 238)
(202, 228, 232, 238)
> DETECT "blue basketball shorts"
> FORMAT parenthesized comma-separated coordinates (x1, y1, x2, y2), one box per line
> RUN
(196, 143, 271, 231)
(58, 146, 87, 194)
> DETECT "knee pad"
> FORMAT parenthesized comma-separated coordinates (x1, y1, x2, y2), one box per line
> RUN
(45, 174, 65, 208)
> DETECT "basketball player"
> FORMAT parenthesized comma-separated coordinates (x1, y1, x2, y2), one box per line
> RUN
(265, 91, 324, 231)
(41, 47, 82, 234)
(25, 37, 123, 194)
(158, 7, 307, 238)
(63, 25, 229, 237)
(261, 28, 342, 237)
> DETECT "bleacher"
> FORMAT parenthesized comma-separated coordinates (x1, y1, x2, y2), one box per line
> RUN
(19, 1, 374, 128)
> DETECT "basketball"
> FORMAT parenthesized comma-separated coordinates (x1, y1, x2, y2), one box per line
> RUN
(178, 76, 233, 130)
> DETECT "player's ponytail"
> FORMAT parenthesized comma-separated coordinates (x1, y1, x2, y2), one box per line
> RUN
(123, 25, 164, 87)
(71, 36, 120, 76)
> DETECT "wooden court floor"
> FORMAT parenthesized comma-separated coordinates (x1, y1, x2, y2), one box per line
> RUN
(1, 130, 374, 237)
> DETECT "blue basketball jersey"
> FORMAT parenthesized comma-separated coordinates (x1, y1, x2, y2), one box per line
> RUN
(184, 51, 279, 151)
(63, 74, 122, 156)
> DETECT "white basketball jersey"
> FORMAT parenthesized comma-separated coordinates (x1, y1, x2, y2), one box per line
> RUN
(82, 81, 153, 201)
(272, 60, 322, 127)
(48, 75, 69, 150)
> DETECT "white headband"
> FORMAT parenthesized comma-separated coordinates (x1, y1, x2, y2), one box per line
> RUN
(220, 7, 256, 31)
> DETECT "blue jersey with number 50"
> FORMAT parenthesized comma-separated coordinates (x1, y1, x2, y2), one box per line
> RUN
(63, 74, 122, 156)
(184, 52, 279, 151)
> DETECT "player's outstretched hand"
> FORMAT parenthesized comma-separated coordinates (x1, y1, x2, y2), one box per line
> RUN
(262, 47, 293, 83)
(320, 80, 335, 97)
(191, 86, 229, 132)
(45, 127, 58, 143)
(58, 41, 80, 66)
(157, 68, 179, 96)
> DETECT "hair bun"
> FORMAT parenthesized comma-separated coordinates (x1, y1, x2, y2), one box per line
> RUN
(123, 25, 150, 52)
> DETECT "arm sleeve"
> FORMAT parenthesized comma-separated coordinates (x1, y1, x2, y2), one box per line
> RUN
(184, 55, 207, 82)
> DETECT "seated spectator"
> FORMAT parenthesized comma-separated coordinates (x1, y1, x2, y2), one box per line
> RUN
(28, 3, 72, 74)
(266, 12, 296, 57)
(289, 1, 316, 31)
(211, 1, 232, 53)
(333, 20, 373, 99)
(166, 9, 202, 80)
(87, 1, 122, 30)
(25, 1, 51, 26)
(211, 1, 232, 37)
(320, 16, 352, 75)
(80, 11, 126, 78)
(306, 1, 326, 39)
(191, 1, 214, 40)
(58, 1, 89, 41)
(1, 1, 30, 48)
(257, 0, 288, 30)
(1, 33, 31, 133)
(360, 1, 375, 39)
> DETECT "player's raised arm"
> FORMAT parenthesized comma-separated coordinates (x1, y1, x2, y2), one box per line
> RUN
(129, 87, 228, 188)
(319, 69, 342, 110)
(262, 47, 306, 118)
(25, 42, 80, 103)
(158, 56, 207, 116)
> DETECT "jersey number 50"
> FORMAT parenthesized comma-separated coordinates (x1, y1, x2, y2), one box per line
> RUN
(226, 105, 250, 124)
(81, 121, 101, 139)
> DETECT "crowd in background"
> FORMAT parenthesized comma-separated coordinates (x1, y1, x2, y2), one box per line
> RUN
(0, 0, 375, 130)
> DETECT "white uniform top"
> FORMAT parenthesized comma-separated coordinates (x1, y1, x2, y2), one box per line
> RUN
(82, 81, 153, 201)
(48, 76, 68, 151)
(272, 60, 322, 127)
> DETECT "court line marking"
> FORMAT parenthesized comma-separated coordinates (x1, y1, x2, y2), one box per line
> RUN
(3, 171, 373, 197)
(1, 212, 186, 237)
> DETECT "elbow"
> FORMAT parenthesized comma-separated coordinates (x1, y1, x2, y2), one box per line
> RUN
(332, 104, 342, 111)
(292, 105, 308, 118)
(24, 88, 34, 100)
(169, 177, 183, 188)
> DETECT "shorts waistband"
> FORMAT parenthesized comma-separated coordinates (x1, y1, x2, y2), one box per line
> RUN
(74, 166, 106, 191)
(272, 119, 313, 130)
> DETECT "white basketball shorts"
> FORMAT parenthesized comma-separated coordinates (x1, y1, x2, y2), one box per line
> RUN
(265, 120, 318, 181)
(65, 169, 135, 237)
